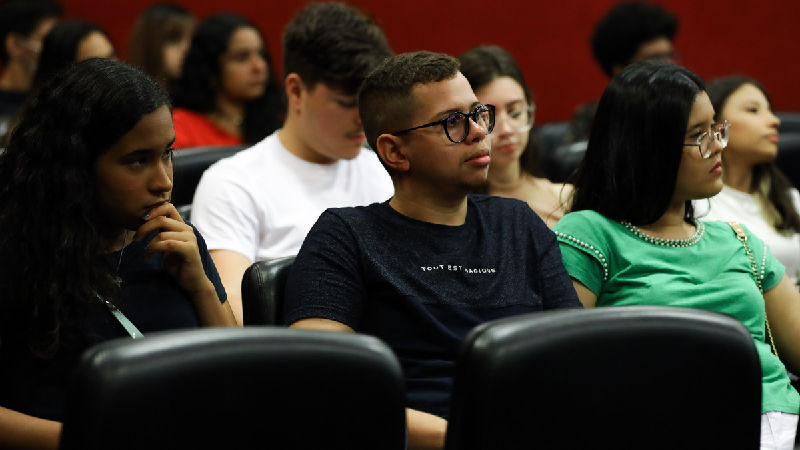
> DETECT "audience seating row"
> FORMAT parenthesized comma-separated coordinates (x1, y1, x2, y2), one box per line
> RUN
(60, 306, 762, 449)
(170, 112, 800, 212)
(535, 111, 800, 186)
(60, 327, 407, 450)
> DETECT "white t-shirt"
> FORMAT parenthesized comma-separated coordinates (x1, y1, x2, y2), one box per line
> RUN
(191, 131, 394, 263)
(695, 185, 800, 286)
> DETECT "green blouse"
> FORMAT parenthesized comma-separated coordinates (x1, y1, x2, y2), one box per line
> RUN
(553, 210, 799, 414)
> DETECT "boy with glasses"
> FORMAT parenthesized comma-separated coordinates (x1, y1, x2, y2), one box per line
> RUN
(284, 51, 581, 450)
(191, 2, 394, 325)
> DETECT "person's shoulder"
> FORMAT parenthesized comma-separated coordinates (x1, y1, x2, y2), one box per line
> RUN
(554, 209, 609, 229)
(201, 133, 278, 174)
(323, 202, 384, 220)
(311, 203, 386, 234)
(469, 194, 528, 211)
(172, 107, 207, 124)
(790, 187, 800, 209)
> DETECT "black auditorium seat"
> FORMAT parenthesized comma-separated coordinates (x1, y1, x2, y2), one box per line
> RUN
(777, 111, 800, 134)
(60, 327, 407, 450)
(776, 132, 800, 189)
(445, 306, 762, 450)
(241, 255, 296, 326)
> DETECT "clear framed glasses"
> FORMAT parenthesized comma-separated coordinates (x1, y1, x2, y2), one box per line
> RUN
(498, 104, 535, 133)
(391, 104, 495, 143)
(683, 120, 730, 158)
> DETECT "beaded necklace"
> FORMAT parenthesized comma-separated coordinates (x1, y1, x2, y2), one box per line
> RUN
(621, 220, 705, 247)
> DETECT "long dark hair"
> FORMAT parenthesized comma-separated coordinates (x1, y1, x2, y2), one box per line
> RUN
(0, 58, 170, 357)
(127, 3, 195, 88)
(33, 20, 113, 88)
(458, 45, 542, 180)
(706, 75, 800, 233)
(172, 13, 284, 144)
(570, 60, 704, 225)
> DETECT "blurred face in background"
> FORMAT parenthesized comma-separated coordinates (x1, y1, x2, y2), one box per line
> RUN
(76, 31, 115, 61)
(218, 26, 267, 103)
(719, 83, 781, 168)
(474, 76, 533, 169)
(162, 26, 193, 80)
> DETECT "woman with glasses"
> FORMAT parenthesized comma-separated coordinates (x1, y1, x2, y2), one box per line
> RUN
(171, 14, 283, 149)
(553, 60, 800, 449)
(459, 46, 570, 227)
(0, 58, 235, 449)
(694, 76, 800, 286)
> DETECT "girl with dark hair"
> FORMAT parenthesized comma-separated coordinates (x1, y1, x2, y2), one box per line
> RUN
(553, 60, 800, 448)
(171, 13, 283, 149)
(458, 46, 570, 227)
(34, 20, 114, 87)
(695, 76, 800, 285)
(0, 58, 235, 449)
(127, 3, 196, 90)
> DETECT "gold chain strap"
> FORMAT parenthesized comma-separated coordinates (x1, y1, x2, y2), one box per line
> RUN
(728, 222, 779, 358)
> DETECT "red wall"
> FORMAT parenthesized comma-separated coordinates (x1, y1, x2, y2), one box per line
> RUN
(63, 0, 800, 124)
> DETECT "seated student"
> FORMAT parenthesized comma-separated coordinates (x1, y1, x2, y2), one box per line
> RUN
(33, 20, 115, 87)
(553, 61, 800, 450)
(694, 76, 800, 286)
(284, 51, 582, 450)
(459, 45, 570, 226)
(127, 3, 196, 92)
(192, 2, 394, 325)
(171, 13, 283, 149)
(564, 1, 680, 144)
(0, 58, 235, 450)
(0, 0, 62, 142)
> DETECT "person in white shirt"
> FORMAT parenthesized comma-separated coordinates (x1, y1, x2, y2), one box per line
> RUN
(191, 3, 394, 325)
(695, 76, 800, 286)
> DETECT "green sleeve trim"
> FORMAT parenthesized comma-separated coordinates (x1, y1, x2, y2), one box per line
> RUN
(555, 231, 609, 283)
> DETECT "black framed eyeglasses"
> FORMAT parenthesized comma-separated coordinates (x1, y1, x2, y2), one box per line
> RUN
(391, 104, 495, 143)
(683, 120, 730, 158)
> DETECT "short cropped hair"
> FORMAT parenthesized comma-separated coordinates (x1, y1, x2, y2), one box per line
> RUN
(570, 60, 704, 225)
(282, 2, 392, 95)
(359, 51, 460, 156)
(591, 2, 678, 77)
(0, 0, 63, 65)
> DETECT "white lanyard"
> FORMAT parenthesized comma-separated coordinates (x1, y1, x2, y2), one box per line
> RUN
(98, 295, 144, 339)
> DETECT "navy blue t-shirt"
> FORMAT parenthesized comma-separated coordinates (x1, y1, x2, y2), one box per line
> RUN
(284, 195, 580, 418)
(0, 223, 226, 421)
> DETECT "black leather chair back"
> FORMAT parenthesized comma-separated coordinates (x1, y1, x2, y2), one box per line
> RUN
(60, 327, 407, 450)
(171, 145, 245, 206)
(776, 132, 800, 188)
(445, 306, 762, 450)
(778, 111, 800, 134)
(241, 256, 296, 326)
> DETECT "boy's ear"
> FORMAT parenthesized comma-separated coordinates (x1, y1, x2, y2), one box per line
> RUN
(284, 73, 305, 112)
(376, 134, 410, 173)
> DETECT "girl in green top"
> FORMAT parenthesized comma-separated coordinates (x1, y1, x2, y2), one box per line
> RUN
(553, 60, 800, 450)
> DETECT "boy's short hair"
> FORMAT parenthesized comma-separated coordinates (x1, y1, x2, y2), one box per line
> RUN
(358, 51, 460, 156)
(282, 2, 392, 95)
(591, 1, 678, 77)
(0, 0, 62, 65)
